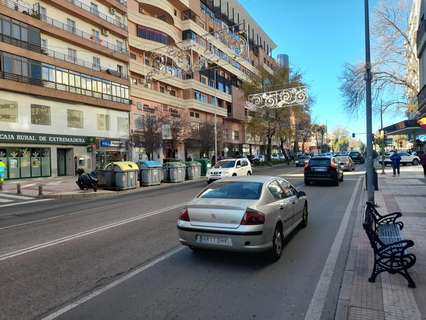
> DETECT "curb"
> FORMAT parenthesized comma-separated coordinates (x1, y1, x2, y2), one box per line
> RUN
(42, 177, 208, 200)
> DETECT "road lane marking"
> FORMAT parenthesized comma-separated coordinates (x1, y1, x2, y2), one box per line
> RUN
(0, 198, 13, 203)
(0, 193, 35, 200)
(40, 246, 184, 320)
(0, 203, 184, 262)
(0, 199, 53, 208)
(304, 177, 362, 320)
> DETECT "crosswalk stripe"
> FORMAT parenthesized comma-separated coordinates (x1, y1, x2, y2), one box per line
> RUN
(0, 198, 13, 203)
(0, 193, 35, 200)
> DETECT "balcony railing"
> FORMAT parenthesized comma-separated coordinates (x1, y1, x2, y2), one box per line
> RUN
(0, 0, 128, 54)
(0, 33, 128, 78)
(66, 0, 127, 30)
(0, 70, 130, 104)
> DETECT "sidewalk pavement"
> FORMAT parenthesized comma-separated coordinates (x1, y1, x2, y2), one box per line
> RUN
(0, 163, 296, 200)
(336, 165, 426, 320)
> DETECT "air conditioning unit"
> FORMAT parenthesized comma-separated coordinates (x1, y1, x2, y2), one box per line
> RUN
(101, 28, 109, 36)
(109, 7, 116, 15)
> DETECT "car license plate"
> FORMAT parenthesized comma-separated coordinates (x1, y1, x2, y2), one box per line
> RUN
(195, 235, 232, 246)
(313, 167, 327, 172)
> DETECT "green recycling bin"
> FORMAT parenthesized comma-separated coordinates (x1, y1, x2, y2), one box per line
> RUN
(195, 159, 211, 176)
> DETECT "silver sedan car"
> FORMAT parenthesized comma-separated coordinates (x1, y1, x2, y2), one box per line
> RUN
(177, 176, 308, 261)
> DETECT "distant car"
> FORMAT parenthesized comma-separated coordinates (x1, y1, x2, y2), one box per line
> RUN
(304, 156, 344, 186)
(349, 151, 365, 164)
(207, 158, 252, 183)
(295, 155, 311, 167)
(335, 155, 354, 171)
(247, 155, 265, 165)
(177, 176, 308, 261)
(378, 152, 420, 166)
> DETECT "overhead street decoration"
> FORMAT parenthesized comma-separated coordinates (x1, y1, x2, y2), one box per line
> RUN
(247, 87, 308, 110)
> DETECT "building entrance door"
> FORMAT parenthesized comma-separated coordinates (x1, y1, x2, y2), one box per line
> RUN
(57, 149, 67, 176)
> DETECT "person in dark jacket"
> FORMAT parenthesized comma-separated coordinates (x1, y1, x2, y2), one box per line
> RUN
(390, 150, 401, 176)
(420, 152, 426, 177)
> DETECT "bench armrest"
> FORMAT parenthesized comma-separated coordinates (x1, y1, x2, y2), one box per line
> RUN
(377, 212, 403, 229)
(378, 239, 415, 257)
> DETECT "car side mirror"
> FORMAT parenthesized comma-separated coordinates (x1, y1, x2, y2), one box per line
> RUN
(297, 191, 306, 198)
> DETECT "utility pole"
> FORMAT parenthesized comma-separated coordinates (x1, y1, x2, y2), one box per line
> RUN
(380, 101, 385, 174)
(365, 0, 375, 203)
(214, 111, 218, 164)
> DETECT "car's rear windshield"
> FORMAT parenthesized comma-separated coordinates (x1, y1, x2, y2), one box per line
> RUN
(336, 156, 349, 162)
(349, 152, 360, 156)
(214, 160, 235, 168)
(309, 158, 331, 166)
(198, 182, 263, 200)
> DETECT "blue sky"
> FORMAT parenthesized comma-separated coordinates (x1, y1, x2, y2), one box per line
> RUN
(242, 0, 404, 139)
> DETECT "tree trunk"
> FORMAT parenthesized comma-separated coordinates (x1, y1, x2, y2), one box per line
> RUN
(267, 136, 272, 162)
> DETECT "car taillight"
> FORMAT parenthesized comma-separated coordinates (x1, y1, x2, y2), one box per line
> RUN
(304, 162, 310, 171)
(330, 162, 337, 171)
(240, 209, 265, 225)
(179, 208, 190, 221)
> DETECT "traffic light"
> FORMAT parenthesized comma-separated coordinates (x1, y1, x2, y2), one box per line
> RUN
(352, 133, 355, 138)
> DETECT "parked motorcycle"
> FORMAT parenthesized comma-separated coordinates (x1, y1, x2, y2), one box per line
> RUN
(76, 168, 98, 192)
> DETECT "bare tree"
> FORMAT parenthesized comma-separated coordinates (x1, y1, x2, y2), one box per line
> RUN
(141, 116, 163, 160)
(340, 0, 418, 115)
(197, 122, 224, 157)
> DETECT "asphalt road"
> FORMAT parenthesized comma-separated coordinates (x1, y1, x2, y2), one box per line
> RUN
(0, 165, 365, 320)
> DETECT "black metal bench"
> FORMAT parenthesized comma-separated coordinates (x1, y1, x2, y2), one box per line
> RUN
(363, 202, 416, 288)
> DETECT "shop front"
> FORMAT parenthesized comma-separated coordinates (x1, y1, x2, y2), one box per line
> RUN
(0, 131, 92, 180)
(95, 138, 129, 169)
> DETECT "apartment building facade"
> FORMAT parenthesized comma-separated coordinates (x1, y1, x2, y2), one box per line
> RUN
(0, 0, 131, 179)
(127, 0, 277, 161)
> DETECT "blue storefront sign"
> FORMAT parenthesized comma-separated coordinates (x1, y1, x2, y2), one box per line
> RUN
(100, 139, 112, 147)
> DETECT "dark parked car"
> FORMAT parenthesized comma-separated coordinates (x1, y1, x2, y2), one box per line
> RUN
(304, 156, 344, 186)
(349, 151, 365, 164)
(295, 155, 310, 167)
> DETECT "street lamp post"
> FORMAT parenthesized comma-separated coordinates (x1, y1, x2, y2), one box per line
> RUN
(380, 102, 385, 174)
(364, 0, 375, 203)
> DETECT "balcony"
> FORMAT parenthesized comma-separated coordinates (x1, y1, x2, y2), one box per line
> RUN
(0, 0, 128, 54)
(65, 0, 127, 30)
(417, 84, 426, 114)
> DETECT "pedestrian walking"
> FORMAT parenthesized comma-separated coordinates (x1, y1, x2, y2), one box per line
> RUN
(390, 150, 401, 176)
(0, 160, 5, 190)
(420, 152, 426, 177)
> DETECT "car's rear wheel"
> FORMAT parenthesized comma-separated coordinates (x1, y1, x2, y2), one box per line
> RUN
(232, 173, 237, 176)
(300, 203, 308, 228)
(413, 159, 419, 166)
(247, 171, 252, 176)
(304, 179, 311, 186)
(269, 224, 283, 262)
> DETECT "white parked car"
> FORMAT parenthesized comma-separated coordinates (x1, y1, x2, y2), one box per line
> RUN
(379, 152, 420, 166)
(207, 158, 252, 183)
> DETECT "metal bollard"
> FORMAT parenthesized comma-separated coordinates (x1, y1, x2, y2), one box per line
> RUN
(38, 184, 43, 196)
(17, 183, 21, 194)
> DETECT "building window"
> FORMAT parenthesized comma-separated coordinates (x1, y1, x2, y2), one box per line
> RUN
(66, 19, 76, 33)
(92, 29, 100, 41)
(136, 102, 143, 110)
(31, 104, 50, 125)
(194, 90, 208, 104)
(160, 86, 165, 93)
(211, 97, 218, 106)
(162, 124, 172, 139)
(97, 114, 110, 131)
(191, 122, 200, 132)
(136, 25, 169, 45)
(67, 48, 77, 63)
(116, 40, 124, 52)
(200, 75, 208, 85)
(117, 117, 129, 133)
(134, 114, 144, 129)
(117, 65, 123, 76)
(92, 56, 100, 70)
(190, 111, 194, 117)
(0, 100, 17, 123)
(90, 2, 99, 15)
(67, 109, 83, 128)
(41, 38, 48, 50)
(233, 130, 240, 140)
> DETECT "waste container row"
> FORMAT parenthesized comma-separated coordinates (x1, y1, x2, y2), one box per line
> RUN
(95, 160, 207, 190)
